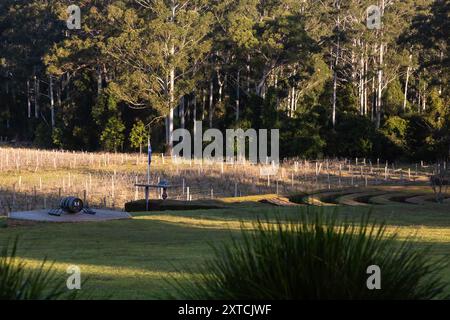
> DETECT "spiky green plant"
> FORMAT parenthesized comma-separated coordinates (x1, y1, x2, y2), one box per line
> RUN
(171, 210, 449, 299)
(0, 239, 78, 300)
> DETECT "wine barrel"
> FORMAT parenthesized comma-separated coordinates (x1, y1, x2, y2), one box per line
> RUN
(59, 196, 84, 213)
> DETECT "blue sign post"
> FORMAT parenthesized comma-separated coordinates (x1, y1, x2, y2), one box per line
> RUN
(134, 130, 181, 211)
(146, 135, 152, 211)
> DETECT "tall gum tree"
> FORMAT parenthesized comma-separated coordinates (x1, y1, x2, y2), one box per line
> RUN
(105, 0, 213, 153)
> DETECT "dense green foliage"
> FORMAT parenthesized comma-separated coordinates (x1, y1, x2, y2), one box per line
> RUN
(129, 120, 148, 153)
(0, 0, 448, 160)
(172, 211, 449, 299)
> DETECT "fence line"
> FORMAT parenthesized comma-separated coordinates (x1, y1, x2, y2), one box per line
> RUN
(0, 147, 434, 213)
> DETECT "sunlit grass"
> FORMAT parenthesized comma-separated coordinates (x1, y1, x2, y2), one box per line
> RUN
(1, 202, 449, 299)
(135, 214, 450, 242)
(170, 213, 449, 299)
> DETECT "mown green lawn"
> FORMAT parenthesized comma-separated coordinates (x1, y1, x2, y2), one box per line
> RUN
(0, 201, 449, 299)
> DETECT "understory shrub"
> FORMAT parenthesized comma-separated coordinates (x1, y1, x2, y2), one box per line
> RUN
(171, 210, 449, 299)
(0, 239, 79, 300)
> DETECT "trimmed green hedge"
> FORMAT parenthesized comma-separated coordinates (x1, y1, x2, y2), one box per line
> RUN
(288, 193, 309, 204)
(124, 199, 223, 212)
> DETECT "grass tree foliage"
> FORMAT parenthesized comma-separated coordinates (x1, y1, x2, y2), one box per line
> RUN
(0, 239, 78, 300)
(171, 210, 449, 300)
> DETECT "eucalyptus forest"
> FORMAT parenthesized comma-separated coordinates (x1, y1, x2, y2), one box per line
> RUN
(0, 0, 448, 160)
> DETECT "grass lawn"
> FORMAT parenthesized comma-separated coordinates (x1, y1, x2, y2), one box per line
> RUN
(0, 198, 449, 299)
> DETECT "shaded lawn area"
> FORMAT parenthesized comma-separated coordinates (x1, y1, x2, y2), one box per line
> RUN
(0, 202, 449, 299)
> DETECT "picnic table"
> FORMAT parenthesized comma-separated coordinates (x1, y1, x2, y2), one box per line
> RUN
(135, 180, 181, 210)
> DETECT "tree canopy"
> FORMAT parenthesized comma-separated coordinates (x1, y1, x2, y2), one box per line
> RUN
(0, 0, 448, 161)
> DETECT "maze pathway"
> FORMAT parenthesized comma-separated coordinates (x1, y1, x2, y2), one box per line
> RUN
(302, 190, 358, 206)
(368, 192, 420, 205)
(260, 197, 301, 206)
(337, 191, 387, 206)
(289, 187, 449, 207)
(404, 194, 436, 204)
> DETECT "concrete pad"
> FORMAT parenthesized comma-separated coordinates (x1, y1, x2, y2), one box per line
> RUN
(9, 209, 132, 223)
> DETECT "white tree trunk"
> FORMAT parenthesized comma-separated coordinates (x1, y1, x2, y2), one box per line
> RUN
(97, 68, 102, 96)
(371, 76, 375, 121)
(217, 69, 223, 103)
(364, 51, 368, 116)
(34, 76, 39, 119)
(360, 55, 364, 115)
(209, 79, 213, 128)
(376, 43, 383, 129)
(202, 89, 206, 121)
(166, 2, 177, 154)
(193, 95, 197, 136)
(27, 80, 31, 119)
(236, 69, 240, 122)
(168, 64, 175, 152)
(422, 83, 426, 111)
(376, 0, 385, 129)
(50, 76, 55, 128)
(332, 72, 337, 126)
(287, 86, 292, 117)
(332, 9, 340, 128)
(403, 54, 412, 111)
(291, 86, 296, 117)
